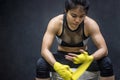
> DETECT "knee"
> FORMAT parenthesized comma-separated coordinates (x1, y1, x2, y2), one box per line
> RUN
(36, 58, 50, 78)
(97, 56, 114, 77)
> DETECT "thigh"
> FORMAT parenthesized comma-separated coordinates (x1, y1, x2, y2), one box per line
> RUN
(53, 51, 80, 68)
(54, 51, 100, 71)
(87, 60, 99, 71)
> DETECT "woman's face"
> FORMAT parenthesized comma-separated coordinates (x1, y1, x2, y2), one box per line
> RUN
(66, 5, 86, 28)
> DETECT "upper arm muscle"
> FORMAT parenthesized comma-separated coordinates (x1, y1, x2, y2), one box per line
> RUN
(41, 18, 60, 51)
(87, 19, 107, 49)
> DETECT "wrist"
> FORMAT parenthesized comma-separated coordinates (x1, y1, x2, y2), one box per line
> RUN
(49, 60, 57, 67)
(53, 62, 62, 70)
(88, 55, 94, 61)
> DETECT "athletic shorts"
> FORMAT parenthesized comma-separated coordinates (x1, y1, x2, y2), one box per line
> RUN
(36, 51, 114, 78)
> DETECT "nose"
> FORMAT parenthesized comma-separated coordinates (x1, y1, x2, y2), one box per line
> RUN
(75, 17, 80, 23)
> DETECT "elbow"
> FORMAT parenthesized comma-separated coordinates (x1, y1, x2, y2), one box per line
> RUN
(41, 48, 49, 57)
(41, 48, 46, 57)
(106, 49, 108, 56)
(104, 48, 108, 56)
(41, 50, 44, 57)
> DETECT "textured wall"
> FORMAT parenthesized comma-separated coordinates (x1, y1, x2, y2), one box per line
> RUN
(0, 0, 120, 80)
(88, 0, 120, 79)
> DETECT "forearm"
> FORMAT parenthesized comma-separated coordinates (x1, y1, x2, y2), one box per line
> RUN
(41, 49, 56, 66)
(91, 48, 108, 60)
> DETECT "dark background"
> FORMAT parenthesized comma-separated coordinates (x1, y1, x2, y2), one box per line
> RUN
(0, 0, 120, 80)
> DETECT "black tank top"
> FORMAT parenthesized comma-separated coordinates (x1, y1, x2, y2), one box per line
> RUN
(56, 14, 89, 47)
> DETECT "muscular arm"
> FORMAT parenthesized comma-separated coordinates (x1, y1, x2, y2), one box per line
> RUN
(41, 17, 61, 66)
(86, 17, 108, 60)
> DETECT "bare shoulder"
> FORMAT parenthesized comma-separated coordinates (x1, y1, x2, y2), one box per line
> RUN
(84, 16, 100, 36)
(84, 16, 98, 27)
(48, 14, 64, 27)
(47, 14, 64, 34)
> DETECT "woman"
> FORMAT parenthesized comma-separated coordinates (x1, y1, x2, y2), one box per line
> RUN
(36, 0, 115, 80)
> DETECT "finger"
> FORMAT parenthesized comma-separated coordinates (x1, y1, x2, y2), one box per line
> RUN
(65, 55, 74, 61)
(67, 53, 78, 57)
(79, 49, 87, 53)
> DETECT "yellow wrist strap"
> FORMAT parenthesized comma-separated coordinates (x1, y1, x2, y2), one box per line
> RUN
(72, 57, 93, 80)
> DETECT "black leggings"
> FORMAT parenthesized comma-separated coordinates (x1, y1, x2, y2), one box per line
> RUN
(36, 51, 114, 78)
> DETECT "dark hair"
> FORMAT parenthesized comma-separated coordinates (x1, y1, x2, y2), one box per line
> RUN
(65, 0, 90, 14)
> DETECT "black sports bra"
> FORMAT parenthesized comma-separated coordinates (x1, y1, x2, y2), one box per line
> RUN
(56, 14, 89, 47)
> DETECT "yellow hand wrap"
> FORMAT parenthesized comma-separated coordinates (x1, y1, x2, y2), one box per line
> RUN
(73, 53, 86, 64)
(72, 52, 94, 80)
(53, 62, 73, 80)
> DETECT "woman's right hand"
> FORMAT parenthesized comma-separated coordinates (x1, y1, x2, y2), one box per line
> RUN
(53, 62, 73, 80)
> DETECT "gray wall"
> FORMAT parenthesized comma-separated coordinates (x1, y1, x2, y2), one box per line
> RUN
(0, 0, 120, 80)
